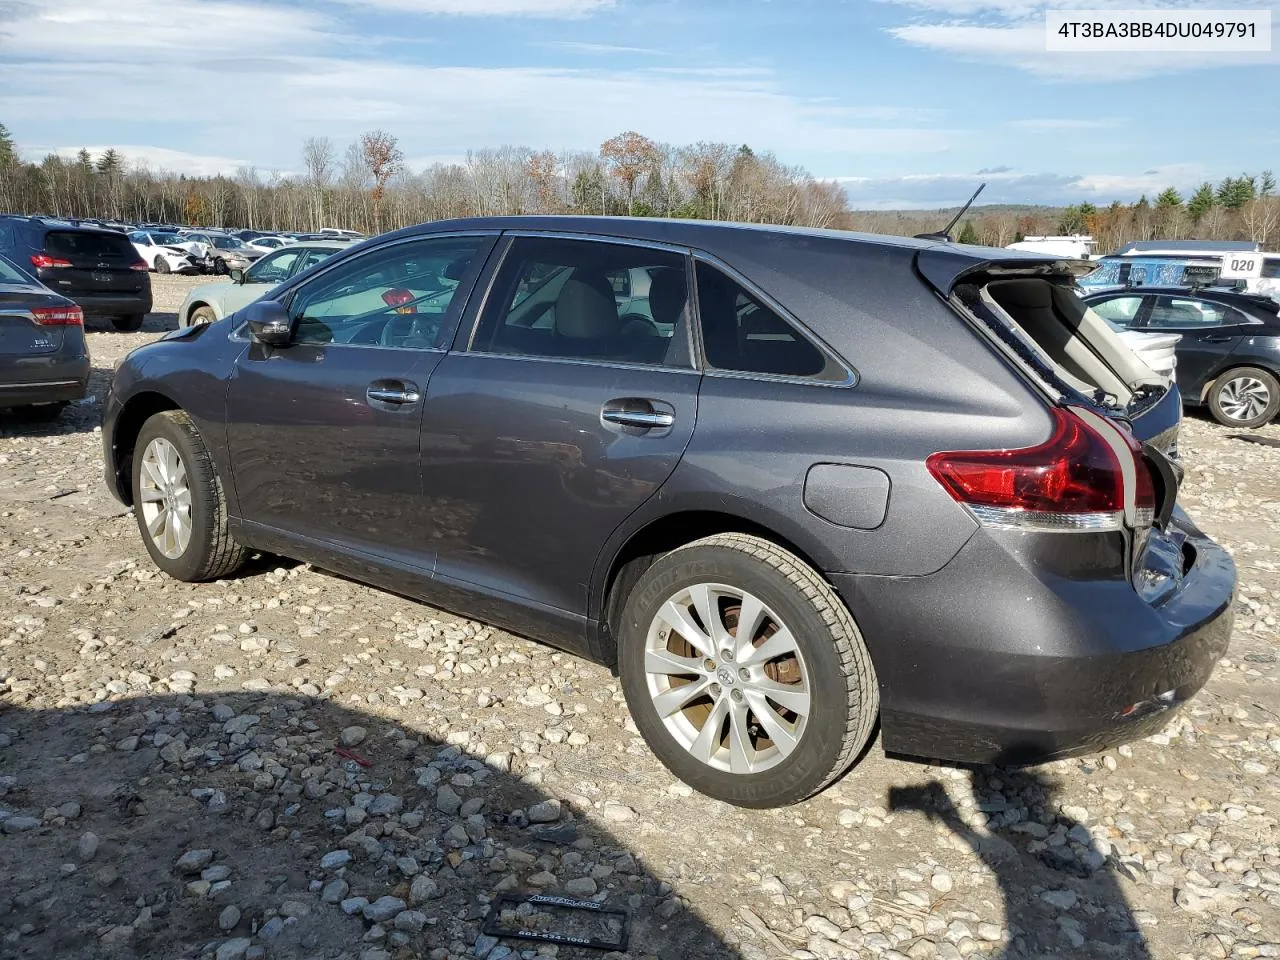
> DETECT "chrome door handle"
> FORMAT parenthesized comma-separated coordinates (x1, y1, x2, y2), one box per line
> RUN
(367, 383, 421, 405)
(601, 399, 675, 429)
(602, 409, 674, 428)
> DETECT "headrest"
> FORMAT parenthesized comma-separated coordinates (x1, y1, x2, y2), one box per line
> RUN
(555, 270, 620, 340)
(647, 267, 687, 325)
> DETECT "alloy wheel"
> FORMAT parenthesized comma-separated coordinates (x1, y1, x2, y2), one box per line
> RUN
(1218, 375, 1271, 424)
(138, 437, 192, 559)
(644, 582, 811, 775)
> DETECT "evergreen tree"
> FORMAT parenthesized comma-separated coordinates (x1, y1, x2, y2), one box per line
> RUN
(0, 123, 16, 167)
(957, 220, 978, 244)
(1187, 182, 1216, 220)
(96, 148, 122, 175)
(1155, 187, 1182, 209)
(1261, 170, 1276, 197)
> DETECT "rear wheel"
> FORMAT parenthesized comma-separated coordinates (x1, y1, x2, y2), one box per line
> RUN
(131, 411, 247, 581)
(11, 402, 66, 423)
(112, 314, 145, 332)
(1208, 366, 1280, 428)
(618, 533, 878, 808)
(154, 257, 170, 275)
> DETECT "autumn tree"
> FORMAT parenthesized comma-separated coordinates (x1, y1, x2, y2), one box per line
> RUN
(600, 131, 659, 215)
(526, 150, 560, 214)
(360, 130, 404, 233)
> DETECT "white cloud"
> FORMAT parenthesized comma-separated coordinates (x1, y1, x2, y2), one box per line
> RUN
(881, 0, 1280, 79)
(838, 163, 1212, 209)
(326, 0, 614, 15)
(544, 41, 663, 55)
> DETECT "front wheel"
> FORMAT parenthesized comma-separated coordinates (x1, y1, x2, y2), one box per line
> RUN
(213, 257, 227, 275)
(132, 411, 247, 581)
(618, 533, 878, 808)
(154, 257, 170, 275)
(1208, 366, 1280, 428)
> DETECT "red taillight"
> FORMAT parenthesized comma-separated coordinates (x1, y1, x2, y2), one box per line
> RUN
(381, 288, 416, 314)
(31, 254, 72, 268)
(130, 260, 149, 271)
(926, 406, 1153, 532)
(32, 305, 84, 326)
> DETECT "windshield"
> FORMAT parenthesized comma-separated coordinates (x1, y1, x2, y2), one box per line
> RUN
(154, 233, 184, 245)
(211, 236, 244, 250)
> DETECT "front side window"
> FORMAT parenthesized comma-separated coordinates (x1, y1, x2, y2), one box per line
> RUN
(473, 237, 689, 367)
(298, 248, 336, 271)
(289, 235, 486, 349)
(1147, 296, 1230, 328)
(694, 261, 832, 379)
(1089, 295, 1144, 328)
(246, 249, 302, 284)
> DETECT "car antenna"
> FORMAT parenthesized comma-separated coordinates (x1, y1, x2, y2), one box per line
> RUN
(914, 182, 986, 242)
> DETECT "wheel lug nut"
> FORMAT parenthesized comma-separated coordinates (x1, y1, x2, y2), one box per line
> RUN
(703, 658, 717, 672)
(721, 649, 734, 662)
(738, 668, 750, 683)
(711, 683, 722, 696)
(731, 688, 744, 703)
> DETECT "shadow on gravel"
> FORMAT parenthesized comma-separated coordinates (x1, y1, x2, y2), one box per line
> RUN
(0, 692, 739, 960)
(889, 759, 1151, 960)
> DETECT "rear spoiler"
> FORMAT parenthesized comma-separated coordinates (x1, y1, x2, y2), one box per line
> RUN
(915, 246, 1096, 296)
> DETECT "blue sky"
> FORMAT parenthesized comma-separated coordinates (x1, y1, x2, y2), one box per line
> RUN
(0, 0, 1277, 208)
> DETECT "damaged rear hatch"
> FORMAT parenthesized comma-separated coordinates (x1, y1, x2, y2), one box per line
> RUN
(916, 245, 1198, 603)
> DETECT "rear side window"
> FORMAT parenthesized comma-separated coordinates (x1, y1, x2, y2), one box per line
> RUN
(45, 230, 135, 259)
(473, 237, 690, 368)
(1147, 297, 1230, 328)
(694, 261, 832, 379)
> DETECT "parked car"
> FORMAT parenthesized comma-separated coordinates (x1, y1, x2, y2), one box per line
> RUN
(0, 216, 152, 331)
(103, 217, 1235, 808)
(176, 241, 346, 327)
(318, 227, 365, 240)
(244, 235, 295, 253)
(1081, 295, 1180, 382)
(0, 252, 90, 420)
(129, 231, 201, 275)
(179, 231, 265, 274)
(1083, 287, 1280, 428)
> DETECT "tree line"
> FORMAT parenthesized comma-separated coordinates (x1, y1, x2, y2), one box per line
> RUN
(0, 125, 848, 235)
(1, 122, 1276, 252)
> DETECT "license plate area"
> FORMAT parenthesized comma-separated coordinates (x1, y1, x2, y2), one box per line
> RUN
(91, 271, 113, 283)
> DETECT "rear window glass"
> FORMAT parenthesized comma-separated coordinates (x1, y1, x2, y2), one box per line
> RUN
(45, 230, 135, 259)
(0, 257, 29, 284)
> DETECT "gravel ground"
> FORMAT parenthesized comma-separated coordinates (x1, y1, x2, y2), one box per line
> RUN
(1, 273, 1279, 960)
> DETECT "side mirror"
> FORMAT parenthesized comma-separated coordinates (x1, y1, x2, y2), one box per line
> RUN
(229, 268, 245, 284)
(244, 300, 291, 346)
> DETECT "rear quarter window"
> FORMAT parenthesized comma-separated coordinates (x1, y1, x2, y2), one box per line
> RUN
(45, 230, 135, 259)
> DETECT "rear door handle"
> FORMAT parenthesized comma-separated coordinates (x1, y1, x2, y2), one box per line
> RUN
(1201, 335, 1235, 343)
(601, 398, 675, 429)
(367, 380, 421, 405)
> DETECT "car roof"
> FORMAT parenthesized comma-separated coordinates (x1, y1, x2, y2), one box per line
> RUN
(379, 215, 1070, 294)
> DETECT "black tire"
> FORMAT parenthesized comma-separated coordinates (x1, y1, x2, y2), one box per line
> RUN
(11, 402, 66, 423)
(154, 257, 170, 275)
(188, 306, 217, 327)
(213, 257, 227, 275)
(131, 410, 247, 582)
(112, 314, 145, 332)
(618, 533, 878, 808)
(1208, 366, 1280, 429)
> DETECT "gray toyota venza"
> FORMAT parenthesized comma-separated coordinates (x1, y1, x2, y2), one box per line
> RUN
(103, 218, 1235, 808)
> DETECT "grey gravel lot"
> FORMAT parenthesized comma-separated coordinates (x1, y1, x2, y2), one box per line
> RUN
(1, 273, 1279, 960)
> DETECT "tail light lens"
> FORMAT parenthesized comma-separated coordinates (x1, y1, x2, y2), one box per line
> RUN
(32, 305, 84, 326)
(31, 254, 72, 268)
(381, 288, 417, 315)
(129, 260, 149, 271)
(926, 406, 1155, 532)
